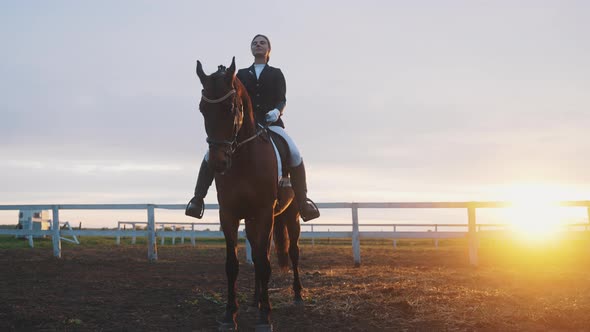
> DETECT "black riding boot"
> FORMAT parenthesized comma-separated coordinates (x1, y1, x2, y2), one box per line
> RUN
(290, 160, 320, 222)
(185, 159, 215, 219)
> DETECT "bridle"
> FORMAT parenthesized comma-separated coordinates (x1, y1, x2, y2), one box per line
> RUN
(201, 88, 241, 153)
(200, 86, 263, 162)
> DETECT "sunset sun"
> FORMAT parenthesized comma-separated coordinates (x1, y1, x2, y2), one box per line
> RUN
(501, 184, 566, 242)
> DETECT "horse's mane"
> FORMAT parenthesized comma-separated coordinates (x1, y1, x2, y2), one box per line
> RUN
(233, 77, 249, 107)
(233, 75, 255, 134)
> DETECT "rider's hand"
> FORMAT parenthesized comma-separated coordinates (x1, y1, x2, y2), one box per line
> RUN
(265, 109, 280, 123)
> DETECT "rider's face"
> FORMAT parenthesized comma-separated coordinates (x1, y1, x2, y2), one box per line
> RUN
(251, 36, 270, 58)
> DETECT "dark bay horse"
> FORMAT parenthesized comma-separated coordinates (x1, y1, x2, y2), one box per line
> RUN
(196, 57, 302, 331)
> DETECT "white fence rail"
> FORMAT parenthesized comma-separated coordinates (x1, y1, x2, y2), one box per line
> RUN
(1, 202, 589, 266)
(115, 222, 488, 246)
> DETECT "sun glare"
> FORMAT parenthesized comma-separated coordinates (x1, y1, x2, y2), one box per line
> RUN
(500, 184, 566, 242)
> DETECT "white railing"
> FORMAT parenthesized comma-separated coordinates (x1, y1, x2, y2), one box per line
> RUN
(113, 221, 514, 246)
(112, 221, 500, 265)
(1, 201, 589, 266)
(115, 221, 590, 248)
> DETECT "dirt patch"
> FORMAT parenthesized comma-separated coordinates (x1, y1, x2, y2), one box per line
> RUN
(1, 243, 590, 331)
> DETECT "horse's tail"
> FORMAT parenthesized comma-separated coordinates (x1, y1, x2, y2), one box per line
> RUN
(273, 216, 290, 271)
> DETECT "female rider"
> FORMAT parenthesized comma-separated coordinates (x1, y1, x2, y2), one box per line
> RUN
(186, 34, 320, 222)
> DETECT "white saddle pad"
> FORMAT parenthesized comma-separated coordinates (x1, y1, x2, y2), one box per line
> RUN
(270, 137, 282, 182)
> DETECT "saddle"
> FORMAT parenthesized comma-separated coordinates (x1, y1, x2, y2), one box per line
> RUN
(268, 130, 294, 215)
(268, 130, 289, 178)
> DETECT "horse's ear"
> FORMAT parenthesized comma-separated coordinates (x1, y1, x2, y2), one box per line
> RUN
(227, 56, 236, 78)
(196, 60, 207, 84)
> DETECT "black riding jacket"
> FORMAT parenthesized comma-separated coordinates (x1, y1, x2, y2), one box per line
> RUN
(237, 64, 286, 128)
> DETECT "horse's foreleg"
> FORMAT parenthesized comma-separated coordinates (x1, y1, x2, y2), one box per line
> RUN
(247, 218, 261, 307)
(246, 223, 266, 310)
(254, 276, 261, 307)
(246, 209, 274, 327)
(287, 211, 303, 304)
(220, 212, 240, 330)
(225, 238, 239, 312)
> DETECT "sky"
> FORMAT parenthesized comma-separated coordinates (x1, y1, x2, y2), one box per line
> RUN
(1, 1, 589, 226)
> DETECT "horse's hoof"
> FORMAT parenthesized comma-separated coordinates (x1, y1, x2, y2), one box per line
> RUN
(254, 323, 273, 332)
(217, 311, 238, 331)
(218, 322, 237, 331)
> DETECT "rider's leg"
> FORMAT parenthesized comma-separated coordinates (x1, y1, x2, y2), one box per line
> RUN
(185, 152, 215, 219)
(268, 126, 320, 222)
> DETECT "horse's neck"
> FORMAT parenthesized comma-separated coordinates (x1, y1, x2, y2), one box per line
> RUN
(225, 91, 276, 184)
(236, 92, 256, 141)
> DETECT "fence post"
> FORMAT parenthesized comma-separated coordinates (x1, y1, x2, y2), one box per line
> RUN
(191, 224, 196, 247)
(132, 223, 137, 245)
(172, 225, 176, 245)
(245, 238, 253, 264)
(116, 222, 121, 245)
(147, 205, 158, 262)
(434, 225, 439, 248)
(28, 218, 34, 248)
(161, 225, 165, 245)
(393, 225, 397, 248)
(467, 204, 478, 266)
(311, 224, 315, 248)
(52, 206, 61, 258)
(352, 203, 361, 267)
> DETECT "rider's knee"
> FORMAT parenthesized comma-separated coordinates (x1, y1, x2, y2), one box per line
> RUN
(289, 151, 302, 168)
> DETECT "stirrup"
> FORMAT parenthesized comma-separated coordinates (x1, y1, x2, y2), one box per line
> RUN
(300, 199, 320, 222)
(185, 197, 204, 219)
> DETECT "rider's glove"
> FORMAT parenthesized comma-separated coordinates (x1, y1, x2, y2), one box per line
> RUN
(265, 109, 280, 123)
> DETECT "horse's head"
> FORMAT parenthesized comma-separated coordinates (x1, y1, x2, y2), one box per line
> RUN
(196, 57, 244, 173)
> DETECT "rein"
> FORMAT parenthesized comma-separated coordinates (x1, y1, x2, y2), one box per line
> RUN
(235, 128, 264, 149)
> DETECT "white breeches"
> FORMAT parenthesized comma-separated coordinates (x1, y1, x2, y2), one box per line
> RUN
(267, 126, 302, 167)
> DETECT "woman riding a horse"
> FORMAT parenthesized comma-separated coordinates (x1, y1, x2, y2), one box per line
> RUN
(186, 34, 320, 222)
(190, 34, 315, 330)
